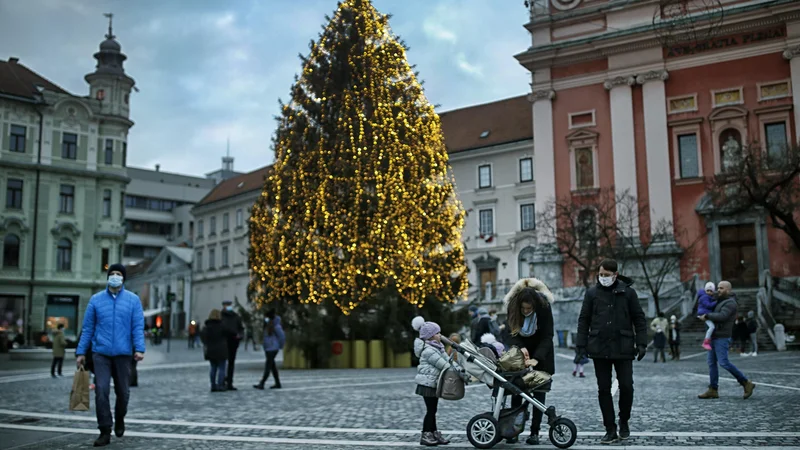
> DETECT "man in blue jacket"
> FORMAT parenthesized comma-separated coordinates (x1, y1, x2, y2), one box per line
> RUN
(76, 264, 145, 447)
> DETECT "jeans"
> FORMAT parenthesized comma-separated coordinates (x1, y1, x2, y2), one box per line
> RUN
(259, 350, 281, 386)
(92, 354, 132, 431)
(209, 359, 227, 387)
(225, 340, 239, 386)
(750, 332, 758, 354)
(511, 390, 547, 434)
(708, 338, 748, 389)
(422, 396, 438, 432)
(593, 358, 634, 432)
(704, 320, 716, 340)
(51, 357, 64, 376)
(653, 347, 666, 362)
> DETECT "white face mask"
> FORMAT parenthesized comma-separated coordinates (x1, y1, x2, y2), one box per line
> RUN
(598, 275, 615, 287)
(107, 274, 123, 288)
(226, 306, 233, 312)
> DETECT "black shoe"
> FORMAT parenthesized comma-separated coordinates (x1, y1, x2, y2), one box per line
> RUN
(506, 436, 519, 444)
(600, 430, 618, 444)
(51, 374, 57, 378)
(619, 422, 630, 440)
(269, 384, 281, 389)
(211, 385, 217, 392)
(114, 419, 125, 437)
(94, 432, 111, 447)
(253, 384, 265, 390)
(227, 385, 238, 391)
(526, 434, 540, 445)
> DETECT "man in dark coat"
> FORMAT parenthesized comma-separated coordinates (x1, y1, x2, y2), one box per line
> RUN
(576, 259, 647, 445)
(220, 300, 244, 390)
(698, 281, 755, 400)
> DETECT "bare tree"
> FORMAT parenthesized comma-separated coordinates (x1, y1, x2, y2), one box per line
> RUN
(706, 143, 800, 252)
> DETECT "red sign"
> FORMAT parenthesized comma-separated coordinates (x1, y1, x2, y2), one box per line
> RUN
(332, 342, 343, 355)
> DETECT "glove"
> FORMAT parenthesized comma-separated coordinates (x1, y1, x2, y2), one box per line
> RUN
(573, 347, 587, 365)
(636, 346, 647, 361)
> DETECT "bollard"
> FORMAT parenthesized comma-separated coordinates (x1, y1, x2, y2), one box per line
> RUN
(352, 340, 367, 369)
(329, 341, 351, 369)
(368, 340, 384, 369)
(394, 352, 412, 368)
(384, 345, 395, 368)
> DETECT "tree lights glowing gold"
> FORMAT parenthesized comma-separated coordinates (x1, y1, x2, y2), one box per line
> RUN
(248, 0, 468, 314)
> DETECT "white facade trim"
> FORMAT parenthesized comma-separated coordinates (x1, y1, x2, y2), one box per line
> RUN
(608, 82, 639, 234)
(641, 78, 674, 233)
(671, 123, 704, 180)
(477, 162, 493, 189)
(757, 78, 792, 101)
(789, 56, 800, 141)
(711, 86, 745, 108)
(568, 109, 597, 129)
(447, 140, 533, 162)
(532, 97, 556, 244)
(667, 93, 699, 115)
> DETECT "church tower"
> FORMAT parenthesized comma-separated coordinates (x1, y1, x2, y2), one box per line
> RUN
(84, 13, 135, 118)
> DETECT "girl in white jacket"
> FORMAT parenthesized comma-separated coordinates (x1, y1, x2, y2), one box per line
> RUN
(412, 316, 451, 447)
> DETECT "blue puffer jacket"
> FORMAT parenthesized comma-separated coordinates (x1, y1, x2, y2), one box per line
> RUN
(76, 287, 146, 357)
(262, 316, 286, 352)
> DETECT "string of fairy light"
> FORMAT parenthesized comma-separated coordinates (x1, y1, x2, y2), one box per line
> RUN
(248, 0, 467, 314)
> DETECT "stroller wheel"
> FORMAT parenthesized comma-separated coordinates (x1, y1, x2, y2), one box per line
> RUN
(549, 417, 577, 449)
(466, 413, 500, 449)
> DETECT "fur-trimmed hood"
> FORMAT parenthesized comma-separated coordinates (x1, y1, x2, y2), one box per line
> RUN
(502, 278, 555, 311)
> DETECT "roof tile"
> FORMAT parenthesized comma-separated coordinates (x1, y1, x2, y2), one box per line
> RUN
(0, 58, 70, 99)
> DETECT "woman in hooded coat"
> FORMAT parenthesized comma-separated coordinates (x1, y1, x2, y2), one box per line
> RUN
(503, 278, 556, 446)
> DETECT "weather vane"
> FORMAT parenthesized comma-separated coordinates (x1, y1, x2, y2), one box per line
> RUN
(103, 12, 114, 39)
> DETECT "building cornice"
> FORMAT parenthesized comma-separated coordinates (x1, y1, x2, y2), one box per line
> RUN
(447, 139, 533, 162)
(636, 70, 669, 85)
(0, 160, 131, 183)
(191, 189, 262, 215)
(604, 75, 636, 90)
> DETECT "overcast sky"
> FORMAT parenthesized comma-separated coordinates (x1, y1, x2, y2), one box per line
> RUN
(0, 0, 531, 177)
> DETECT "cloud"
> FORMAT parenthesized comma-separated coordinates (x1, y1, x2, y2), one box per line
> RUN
(455, 53, 483, 78)
(422, 20, 457, 44)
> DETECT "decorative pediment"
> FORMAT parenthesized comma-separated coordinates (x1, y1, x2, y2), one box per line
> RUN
(709, 105, 748, 122)
(566, 128, 599, 144)
(50, 221, 81, 237)
(473, 253, 500, 270)
(0, 216, 30, 233)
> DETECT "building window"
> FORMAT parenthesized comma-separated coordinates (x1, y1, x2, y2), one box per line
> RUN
(197, 220, 204, 238)
(6, 179, 23, 209)
(519, 158, 533, 183)
(209, 216, 216, 235)
(520, 204, 535, 231)
(166, 255, 172, 264)
(56, 238, 72, 272)
(222, 213, 229, 232)
(479, 209, 494, 236)
(61, 133, 77, 160)
(222, 246, 229, 267)
(104, 139, 114, 165)
(59, 185, 75, 214)
(209, 248, 216, 269)
(101, 248, 109, 272)
(9, 125, 26, 153)
(3, 234, 20, 268)
(236, 209, 244, 228)
(102, 189, 112, 217)
(478, 164, 492, 189)
(765, 121, 788, 164)
(677, 134, 699, 178)
(196, 250, 203, 271)
(122, 142, 127, 167)
(177, 222, 183, 237)
(575, 147, 594, 189)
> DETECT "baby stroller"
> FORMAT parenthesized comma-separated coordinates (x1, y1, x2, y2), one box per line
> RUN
(442, 336, 577, 449)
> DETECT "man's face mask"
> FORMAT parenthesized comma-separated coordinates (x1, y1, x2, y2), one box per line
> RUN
(598, 275, 615, 287)
(107, 274, 123, 288)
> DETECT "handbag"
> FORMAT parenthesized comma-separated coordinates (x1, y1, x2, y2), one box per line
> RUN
(436, 366, 466, 401)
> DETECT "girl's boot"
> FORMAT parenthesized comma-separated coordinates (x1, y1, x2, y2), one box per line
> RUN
(420, 431, 438, 446)
(434, 431, 450, 445)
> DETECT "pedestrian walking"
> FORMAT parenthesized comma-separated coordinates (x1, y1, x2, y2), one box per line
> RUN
(51, 323, 66, 378)
(573, 347, 588, 377)
(76, 263, 145, 447)
(503, 277, 556, 445)
(649, 312, 669, 343)
(412, 316, 463, 447)
(697, 282, 718, 350)
(201, 309, 230, 392)
(220, 300, 244, 390)
(254, 310, 285, 390)
(734, 315, 749, 355)
(745, 311, 758, 356)
(697, 281, 756, 400)
(653, 327, 667, 363)
(244, 323, 258, 351)
(576, 259, 648, 445)
(668, 315, 681, 360)
(188, 320, 198, 349)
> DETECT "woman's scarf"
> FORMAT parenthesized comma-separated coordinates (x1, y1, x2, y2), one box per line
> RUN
(426, 339, 445, 352)
(519, 313, 538, 337)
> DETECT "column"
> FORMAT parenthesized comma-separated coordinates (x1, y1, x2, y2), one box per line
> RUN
(529, 89, 556, 243)
(783, 46, 800, 142)
(604, 75, 638, 235)
(637, 70, 674, 235)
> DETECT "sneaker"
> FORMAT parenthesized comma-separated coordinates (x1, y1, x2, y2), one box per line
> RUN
(93, 431, 111, 447)
(420, 431, 438, 446)
(572, 371, 576, 377)
(114, 419, 125, 437)
(526, 434, 540, 445)
(751, 352, 758, 357)
(579, 373, 585, 378)
(600, 430, 618, 445)
(434, 431, 450, 445)
(697, 387, 719, 399)
(51, 374, 57, 378)
(619, 422, 630, 440)
(253, 384, 265, 390)
(743, 381, 755, 399)
(702, 339, 712, 351)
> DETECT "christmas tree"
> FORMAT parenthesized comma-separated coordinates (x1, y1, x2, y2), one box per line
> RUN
(249, 0, 468, 316)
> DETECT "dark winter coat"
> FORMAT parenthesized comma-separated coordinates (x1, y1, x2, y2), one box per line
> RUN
(503, 278, 556, 375)
(472, 316, 493, 344)
(706, 295, 738, 339)
(221, 309, 244, 342)
(653, 331, 667, 349)
(668, 323, 681, 345)
(201, 319, 229, 361)
(576, 275, 648, 360)
(746, 318, 758, 334)
(734, 320, 749, 342)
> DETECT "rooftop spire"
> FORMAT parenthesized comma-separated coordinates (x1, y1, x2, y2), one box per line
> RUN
(103, 12, 115, 40)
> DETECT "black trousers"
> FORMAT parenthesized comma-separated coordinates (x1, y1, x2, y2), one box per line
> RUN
(259, 350, 281, 386)
(225, 340, 239, 386)
(593, 358, 634, 432)
(669, 343, 680, 359)
(511, 391, 547, 434)
(422, 396, 438, 432)
(51, 357, 64, 375)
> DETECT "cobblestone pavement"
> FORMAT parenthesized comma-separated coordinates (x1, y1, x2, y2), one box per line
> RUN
(0, 349, 798, 449)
